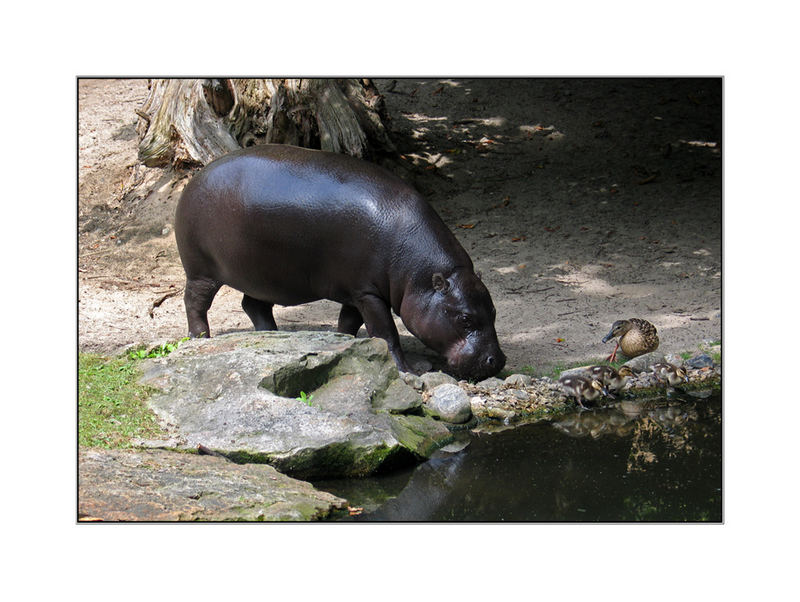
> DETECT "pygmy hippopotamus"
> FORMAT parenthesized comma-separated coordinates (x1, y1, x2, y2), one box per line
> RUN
(174, 143, 505, 380)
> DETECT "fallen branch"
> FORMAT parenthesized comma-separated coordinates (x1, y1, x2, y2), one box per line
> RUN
(149, 288, 183, 318)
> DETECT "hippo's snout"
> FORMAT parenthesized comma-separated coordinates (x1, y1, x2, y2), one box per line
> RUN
(449, 345, 506, 381)
(484, 351, 506, 374)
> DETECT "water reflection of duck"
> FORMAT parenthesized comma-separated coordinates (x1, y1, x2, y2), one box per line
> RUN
(602, 318, 659, 362)
(652, 363, 689, 387)
(588, 365, 634, 397)
(559, 375, 607, 409)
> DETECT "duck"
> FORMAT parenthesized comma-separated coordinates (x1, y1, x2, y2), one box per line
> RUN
(588, 365, 634, 398)
(602, 318, 659, 362)
(559, 374, 608, 409)
(652, 363, 689, 387)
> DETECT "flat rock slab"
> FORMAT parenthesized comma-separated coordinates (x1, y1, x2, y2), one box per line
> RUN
(78, 448, 347, 521)
(139, 331, 452, 479)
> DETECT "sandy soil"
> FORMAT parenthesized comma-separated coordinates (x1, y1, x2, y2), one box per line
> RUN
(78, 78, 721, 374)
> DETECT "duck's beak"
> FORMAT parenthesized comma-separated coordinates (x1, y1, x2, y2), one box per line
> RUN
(601, 328, 615, 344)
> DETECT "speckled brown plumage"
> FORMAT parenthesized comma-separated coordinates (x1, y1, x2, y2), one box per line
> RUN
(559, 375, 607, 409)
(588, 365, 634, 393)
(652, 363, 688, 387)
(602, 318, 659, 362)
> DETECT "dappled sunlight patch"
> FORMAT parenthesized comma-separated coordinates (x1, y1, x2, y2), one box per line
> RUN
(401, 112, 448, 124)
(457, 116, 507, 127)
(647, 312, 694, 330)
(402, 151, 454, 169)
(494, 264, 527, 275)
(613, 283, 659, 299)
(545, 262, 615, 296)
(681, 139, 719, 150)
(542, 262, 661, 299)
(519, 124, 565, 141)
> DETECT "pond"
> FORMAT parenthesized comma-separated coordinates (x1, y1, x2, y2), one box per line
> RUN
(313, 391, 722, 522)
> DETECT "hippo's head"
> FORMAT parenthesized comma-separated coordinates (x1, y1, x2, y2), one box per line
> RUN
(404, 269, 506, 381)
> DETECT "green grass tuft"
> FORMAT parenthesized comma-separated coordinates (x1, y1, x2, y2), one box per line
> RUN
(516, 357, 613, 380)
(78, 354, 165, 448)
(127, 337, 190, 360)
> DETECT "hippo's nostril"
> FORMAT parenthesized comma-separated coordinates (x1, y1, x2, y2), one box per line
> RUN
(486, 355, 496, 367)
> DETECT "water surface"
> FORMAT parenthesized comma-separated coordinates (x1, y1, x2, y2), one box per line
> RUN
(314, 392, 722, 521)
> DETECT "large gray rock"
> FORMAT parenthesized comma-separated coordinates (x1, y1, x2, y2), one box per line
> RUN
(622, 352, 666, 373)
(139, 331, 452, 479)
(78, 448, 347, 521)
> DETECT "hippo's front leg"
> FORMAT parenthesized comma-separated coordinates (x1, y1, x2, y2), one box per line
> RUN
(355, 293, 412, 373)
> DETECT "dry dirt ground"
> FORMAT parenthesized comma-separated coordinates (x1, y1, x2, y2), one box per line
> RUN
(78, 78, 721, 374)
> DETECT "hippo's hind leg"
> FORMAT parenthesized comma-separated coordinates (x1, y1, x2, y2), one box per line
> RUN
(337, 304, 364, 336)
(184, 277, 221, 337)
(242, 294, 278, 331)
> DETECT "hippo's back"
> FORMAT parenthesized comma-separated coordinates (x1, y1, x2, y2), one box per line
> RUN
(175, 144, 467, 306)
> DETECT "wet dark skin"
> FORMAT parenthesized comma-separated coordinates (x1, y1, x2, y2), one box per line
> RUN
(175, 144, 505, 380)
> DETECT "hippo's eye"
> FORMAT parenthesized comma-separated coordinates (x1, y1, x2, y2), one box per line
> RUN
(458, 314, 474, 329)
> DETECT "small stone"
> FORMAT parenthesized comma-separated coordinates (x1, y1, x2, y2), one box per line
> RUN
(426, 384, 473, 423)
(686, 354, 714, 368)
(372, 379, 423, 414)
(476, 376, 505, 390)
(509, 389, 530, 401)
(504, 373, 532, 387)
(420, 371, 458, 390)
(485, 406, 515, 421)
(400, 372, 424, 391)
(558, 366, 590, 379)
(469, 396, 486, 411)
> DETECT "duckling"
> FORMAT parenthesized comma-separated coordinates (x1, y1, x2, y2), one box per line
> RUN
(559, 375, 608, 409)
(588, 365, 634, 398)
(652, 363, 689, 387)
(602, 318, 659, 362)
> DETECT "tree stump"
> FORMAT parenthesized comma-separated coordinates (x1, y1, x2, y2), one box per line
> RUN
(136, 78, 395, 168)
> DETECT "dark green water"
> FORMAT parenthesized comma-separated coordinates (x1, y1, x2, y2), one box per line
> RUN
(314, 392, 722, 522)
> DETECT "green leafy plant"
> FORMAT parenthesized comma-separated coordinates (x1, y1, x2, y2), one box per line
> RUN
(128, 337, 190, 360)
(296, 391, 314, 406)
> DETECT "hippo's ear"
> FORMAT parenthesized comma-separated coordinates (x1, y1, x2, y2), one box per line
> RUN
(432, 272, 450, 294)
(476, 270, 483, 280)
